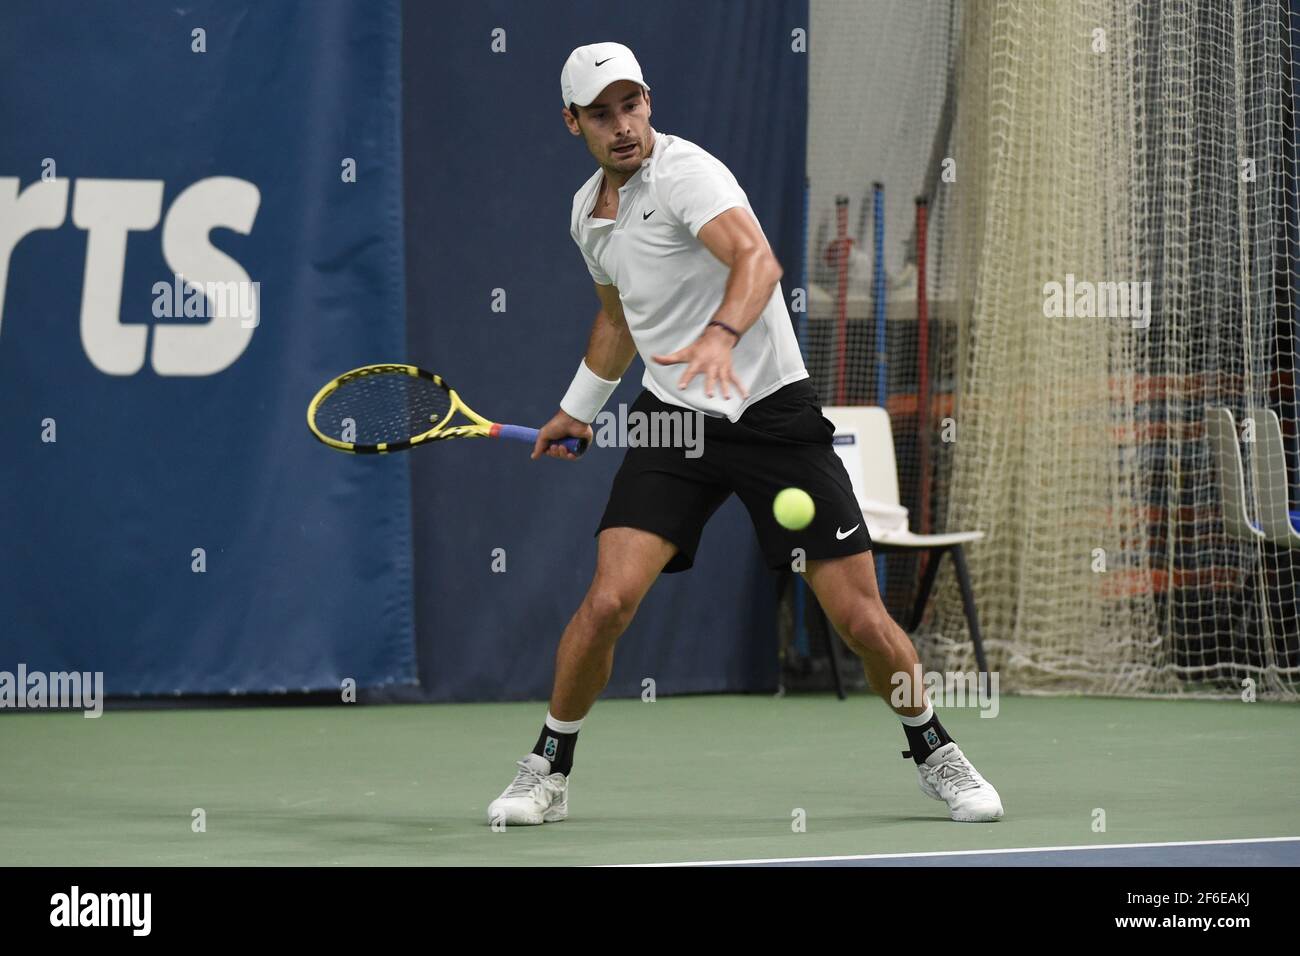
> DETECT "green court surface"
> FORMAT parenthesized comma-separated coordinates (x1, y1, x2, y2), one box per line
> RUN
(2, 695, 1296, 866)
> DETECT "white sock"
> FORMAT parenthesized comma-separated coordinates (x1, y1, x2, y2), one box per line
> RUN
(545, 711, 584, 734)
(898, 703, 934, 727)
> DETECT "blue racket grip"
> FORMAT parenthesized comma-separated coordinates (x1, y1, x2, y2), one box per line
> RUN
(494, 424, 588, 457)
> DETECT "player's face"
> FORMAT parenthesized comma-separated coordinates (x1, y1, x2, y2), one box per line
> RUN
(568, 81, 652, 173)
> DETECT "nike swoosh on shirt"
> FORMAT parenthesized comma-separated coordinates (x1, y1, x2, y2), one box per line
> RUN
(643, 210, 655, 220)
(836, 525, 859, 540)
(595, 57, 614, 66)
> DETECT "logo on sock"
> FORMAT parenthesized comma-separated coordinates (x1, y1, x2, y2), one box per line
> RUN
(543, 736, 558, 760)
(924, 728, 941, 750)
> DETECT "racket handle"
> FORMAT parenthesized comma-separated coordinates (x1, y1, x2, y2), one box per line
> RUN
(494, 424, 589, 457)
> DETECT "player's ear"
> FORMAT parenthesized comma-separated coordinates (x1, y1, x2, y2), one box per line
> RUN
(562, 106, 581, 136)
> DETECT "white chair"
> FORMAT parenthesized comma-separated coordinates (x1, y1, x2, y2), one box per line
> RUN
(822, 405, 989, 675)
(1205, 407, 1266, 542)
(1247, 406, 1300, 548)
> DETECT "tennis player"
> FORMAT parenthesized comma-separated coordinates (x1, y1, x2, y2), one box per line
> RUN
(488, 42, 1002, 826)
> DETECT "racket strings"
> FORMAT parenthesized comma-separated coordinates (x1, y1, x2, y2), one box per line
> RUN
(313, 372, 452, 445)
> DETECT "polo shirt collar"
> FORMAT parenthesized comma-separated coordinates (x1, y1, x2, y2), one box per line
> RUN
(585, 128, 663, 225)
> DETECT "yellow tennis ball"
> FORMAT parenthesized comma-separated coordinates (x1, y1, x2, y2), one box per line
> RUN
(773, 487, 815, 530)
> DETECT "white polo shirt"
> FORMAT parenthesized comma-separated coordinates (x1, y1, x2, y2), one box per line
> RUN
(569, 128, 808, 422)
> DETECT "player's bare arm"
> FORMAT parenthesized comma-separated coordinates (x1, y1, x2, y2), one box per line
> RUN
(532, 282, 636, 461)
(651, 207, 782, 400)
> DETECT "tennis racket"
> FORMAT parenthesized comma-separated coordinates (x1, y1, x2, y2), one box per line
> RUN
(306, 363, 588, 456)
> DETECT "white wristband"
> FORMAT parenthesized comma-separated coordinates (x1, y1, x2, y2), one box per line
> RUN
(560, 359, 620, 424)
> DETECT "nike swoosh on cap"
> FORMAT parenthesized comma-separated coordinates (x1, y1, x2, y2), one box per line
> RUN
(595, 57, 614, 66)
(836, 525, 860, 540)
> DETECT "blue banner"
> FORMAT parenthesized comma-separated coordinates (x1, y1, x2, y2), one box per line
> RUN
(0, 1, 416, 694)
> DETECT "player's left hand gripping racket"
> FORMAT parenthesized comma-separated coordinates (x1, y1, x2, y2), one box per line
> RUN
(306, 364, 588, 456)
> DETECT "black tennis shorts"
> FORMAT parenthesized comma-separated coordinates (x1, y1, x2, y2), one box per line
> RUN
(596, 379, 873, 573)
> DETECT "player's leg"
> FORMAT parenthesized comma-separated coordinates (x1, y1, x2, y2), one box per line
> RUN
(724, 380, 1002, 821)
(801, 550, 923, 715)
(486, 527, 675, 828)
(800, 553, 1000, 821)
(549, 526, 678, 721)
(487, 389, 730, 826)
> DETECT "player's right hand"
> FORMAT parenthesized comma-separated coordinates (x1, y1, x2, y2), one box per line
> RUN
(532, 410, 593, 461)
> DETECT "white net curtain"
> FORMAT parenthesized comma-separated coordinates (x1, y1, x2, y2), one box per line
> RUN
(806, 0, 1300, 698)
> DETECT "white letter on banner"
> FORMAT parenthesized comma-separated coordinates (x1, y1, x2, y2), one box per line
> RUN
(154, 177, 261, 375)
(72, 179, 164, 375)
(0, 178, 70, 340)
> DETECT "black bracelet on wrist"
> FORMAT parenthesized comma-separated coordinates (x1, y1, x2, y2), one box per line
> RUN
(707, 320, 741, 343)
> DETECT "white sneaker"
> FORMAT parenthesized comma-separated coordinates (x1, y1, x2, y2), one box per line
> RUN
(916, 742, 1004, 822)
(486, 754, 569, 826)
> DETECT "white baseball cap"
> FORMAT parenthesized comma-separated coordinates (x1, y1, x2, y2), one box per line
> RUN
(560, 42, 650, 109)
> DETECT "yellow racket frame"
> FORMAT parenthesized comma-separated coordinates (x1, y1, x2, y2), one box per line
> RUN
(306, 364, 497, 454)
